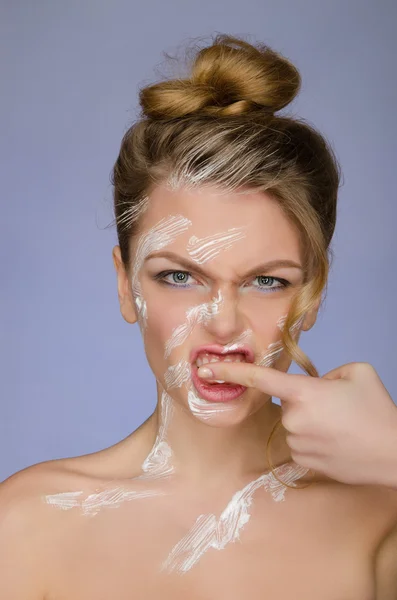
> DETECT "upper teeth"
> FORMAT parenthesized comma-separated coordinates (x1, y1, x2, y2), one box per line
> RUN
(195, 352, 246, 368)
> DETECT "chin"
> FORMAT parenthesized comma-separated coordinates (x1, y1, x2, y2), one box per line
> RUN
(183, 385, 267, 428)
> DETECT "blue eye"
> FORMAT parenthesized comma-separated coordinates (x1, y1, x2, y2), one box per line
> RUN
(253, 275, 287, 292)
(169, 271, 191, 286)
(153, 270, 290, 293)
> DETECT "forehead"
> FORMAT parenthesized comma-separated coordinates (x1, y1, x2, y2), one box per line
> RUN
(135, 182, 302, 262)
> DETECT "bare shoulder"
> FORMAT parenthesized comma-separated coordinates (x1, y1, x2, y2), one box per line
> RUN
(322, 479, 397, 599)
(0, 457, 116, 599)
(0, 414, 154, 516)
(0, 462, 75, 599)
(0, 454, 107, 505)
(0, 458, 99, 533)
(0, 427, 151, 533)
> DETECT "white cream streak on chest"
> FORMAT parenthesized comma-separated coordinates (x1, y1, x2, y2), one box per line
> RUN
(43, 391, 175, 515)
(44, 484, 163, 517)
(131, 214, 192, 330)
(186, 226, 247, 264)
(161, 461, 309, 573)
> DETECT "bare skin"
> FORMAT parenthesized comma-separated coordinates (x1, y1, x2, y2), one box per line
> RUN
(1, 430, 397, 599)
(2, 183, 396, 598)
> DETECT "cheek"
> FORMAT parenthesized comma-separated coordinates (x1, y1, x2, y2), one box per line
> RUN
(244, 292, 292, 315)
(140, 296, 189, 363)
(245, 297, 289, 336)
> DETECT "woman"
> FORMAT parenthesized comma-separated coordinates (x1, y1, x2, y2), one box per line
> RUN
(1, 34, 397, 599)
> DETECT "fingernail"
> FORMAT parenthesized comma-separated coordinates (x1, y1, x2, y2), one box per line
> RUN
(197, 366, 214, 379)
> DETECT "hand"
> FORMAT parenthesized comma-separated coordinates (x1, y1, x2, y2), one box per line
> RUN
(197, 361, 397, 487)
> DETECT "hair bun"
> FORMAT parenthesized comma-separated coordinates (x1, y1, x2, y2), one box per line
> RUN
(139, 34, 301, 119)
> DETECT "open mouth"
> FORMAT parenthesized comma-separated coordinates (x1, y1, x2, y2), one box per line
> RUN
(190, 350, 248, 402)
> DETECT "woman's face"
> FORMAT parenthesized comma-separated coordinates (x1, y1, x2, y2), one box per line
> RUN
(114, 182, 311, 426)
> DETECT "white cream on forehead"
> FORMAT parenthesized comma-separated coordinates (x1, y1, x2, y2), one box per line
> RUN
(187, 226, 247, 264)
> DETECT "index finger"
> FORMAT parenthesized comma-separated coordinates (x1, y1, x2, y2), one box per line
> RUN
(197, 361, 312, 401)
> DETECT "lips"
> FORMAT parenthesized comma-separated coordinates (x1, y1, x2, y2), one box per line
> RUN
(187, 343, 254, 403)
(189, 343, 255, 366)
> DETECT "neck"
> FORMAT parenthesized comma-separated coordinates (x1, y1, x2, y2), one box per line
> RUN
(147, 382, 291, 487)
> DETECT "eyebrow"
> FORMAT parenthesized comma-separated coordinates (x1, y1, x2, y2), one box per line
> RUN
(144, 250, 303, 278)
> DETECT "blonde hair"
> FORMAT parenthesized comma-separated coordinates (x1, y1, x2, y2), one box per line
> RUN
(111, 34, 341, 489)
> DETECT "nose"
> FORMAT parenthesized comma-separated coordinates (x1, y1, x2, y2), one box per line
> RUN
(203, 288, 245, 343)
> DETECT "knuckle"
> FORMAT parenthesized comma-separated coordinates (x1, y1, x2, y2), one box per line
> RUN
(353, 362, 376, 379)
(351, 361, 374, 373)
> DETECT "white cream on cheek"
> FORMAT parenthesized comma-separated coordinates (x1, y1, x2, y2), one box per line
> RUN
(257, 314, 304, 367)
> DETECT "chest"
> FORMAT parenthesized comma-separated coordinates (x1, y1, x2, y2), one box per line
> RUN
(48, 486, 381, 600)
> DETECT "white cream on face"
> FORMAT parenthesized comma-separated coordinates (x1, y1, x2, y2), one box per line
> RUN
(164, 336, 256, 421)
(186, 226, 247, 264)
(257, 314, 304, 367)
(161, 461, 309, 574)
(164, 359, 192, 390)
(185, 330, 256, 421)
(131, 214, 192, 330)
(186, 316, 304, 421)
(162, 259, 304, 423)
(186, 385, 238, 420)
(164, 289, 224, 359)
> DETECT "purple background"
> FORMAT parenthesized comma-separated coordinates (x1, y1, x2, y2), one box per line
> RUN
(1, 1, 396, 481)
